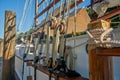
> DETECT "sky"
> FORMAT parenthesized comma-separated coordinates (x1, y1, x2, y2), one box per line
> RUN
(0, 0, 90, 38)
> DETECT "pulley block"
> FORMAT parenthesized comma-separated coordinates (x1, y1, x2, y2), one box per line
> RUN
(59, 20, 66, 34)
(49, 17, 57, 29)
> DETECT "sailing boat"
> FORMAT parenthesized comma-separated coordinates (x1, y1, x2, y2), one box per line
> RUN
(15, 0, 120, 80)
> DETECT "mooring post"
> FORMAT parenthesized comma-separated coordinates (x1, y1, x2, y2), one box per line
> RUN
(0, 42, 3, 57)
(2, 10, 16, 80)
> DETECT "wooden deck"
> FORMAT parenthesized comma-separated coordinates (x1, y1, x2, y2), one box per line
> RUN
(27, 61, 89, 80)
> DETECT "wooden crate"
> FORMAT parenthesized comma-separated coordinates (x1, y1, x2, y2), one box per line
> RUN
(88, 20, 110, 30)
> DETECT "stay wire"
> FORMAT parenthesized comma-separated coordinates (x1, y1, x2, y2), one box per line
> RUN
(52, 0, 55, 16)
(59, 0, 62, 17)
(37, 0, 52, 62)
(65, 0, 71, 34)
(73, 0, 77, 70)
(42, 0, 52, 32)
(63, 0, 71, 52)
(22, 37, 31, 80)
(49, 0, 56, 80)
(62, 0, 67, 20)
(23, 0, 33, 29)
(17, 0, 29, 32)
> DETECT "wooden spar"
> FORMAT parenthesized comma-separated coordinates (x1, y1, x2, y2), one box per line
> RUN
(56, 0, 83, 17)
(35, 0, 60, 19)
(92, 8, 120, 22)
(2, 10, 16, 80)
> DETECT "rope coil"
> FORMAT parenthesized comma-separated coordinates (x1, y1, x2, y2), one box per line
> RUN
(87, 27, 120, 48)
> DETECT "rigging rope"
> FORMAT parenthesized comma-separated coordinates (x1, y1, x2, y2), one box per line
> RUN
(33, 0, 53, 80)
(52, 0, 55, 16)
(62, 0, 67, 20)
(65, 0, 71, 39)
(59, 0, 62, 17)
(17, 0, 29, 32)
(40, 0, 52, 59)
(39, 0, 52, 65)
(59, 0, 67, 57)
(73, 0, 77, 70)
(48, 0, 56, 80)
(22, 35, 32, 80)
(42, 0, 52, 31)
(63, 0, 71, 59)
(23, 0, 33, 29)
(74, 0, 77, 47)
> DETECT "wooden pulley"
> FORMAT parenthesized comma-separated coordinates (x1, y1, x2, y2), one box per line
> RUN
(59, 21, 66, 34)
(50, 17, 57, 29)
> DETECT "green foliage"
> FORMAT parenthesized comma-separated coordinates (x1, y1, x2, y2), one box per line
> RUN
(76, 32, 86, 36)
(86, 8, 98, 19)
(18, 33, 24, 38)
(106, 6, 119, 13)
(0, 38, 3, 43)
(65, 31, 86, 38)
(26, 28, 34, 35)
(16, 28, 34, 44)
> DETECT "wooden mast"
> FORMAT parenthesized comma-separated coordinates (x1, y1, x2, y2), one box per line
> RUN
(2, 10, 16, 80)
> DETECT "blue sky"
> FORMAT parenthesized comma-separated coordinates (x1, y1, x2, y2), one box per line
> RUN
(0, 0, 90, 38)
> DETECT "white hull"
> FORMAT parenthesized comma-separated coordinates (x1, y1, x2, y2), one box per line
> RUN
(15, 34, 120, 80)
